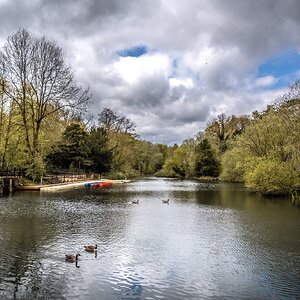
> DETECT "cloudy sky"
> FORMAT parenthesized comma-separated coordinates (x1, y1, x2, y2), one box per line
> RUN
(1, 0, 300, 144)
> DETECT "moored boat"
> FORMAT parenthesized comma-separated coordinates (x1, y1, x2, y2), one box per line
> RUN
(84, 181, 113, 188)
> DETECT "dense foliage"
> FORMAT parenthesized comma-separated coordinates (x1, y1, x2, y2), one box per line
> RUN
(46, 124, 112, 174)
(219, 86, 300, 194)
(195, 138, 220, 177)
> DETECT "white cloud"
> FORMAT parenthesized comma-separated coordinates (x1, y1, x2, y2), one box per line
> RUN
(255, 76, 278, 87)
(169, 77, 194, 88)
(112, 54, 171, 85)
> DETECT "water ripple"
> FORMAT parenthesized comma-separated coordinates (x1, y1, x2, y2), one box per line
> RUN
(0, 178, 299, 299)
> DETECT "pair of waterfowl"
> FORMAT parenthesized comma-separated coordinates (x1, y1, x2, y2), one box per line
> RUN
(65, 244, 97, 262)
(131, 199, 170, 204)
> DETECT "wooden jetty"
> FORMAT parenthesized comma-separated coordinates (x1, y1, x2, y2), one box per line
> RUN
(1, 173, 130, 193)
(1, 177, 20, 193)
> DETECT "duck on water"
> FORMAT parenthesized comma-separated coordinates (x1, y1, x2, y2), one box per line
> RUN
(84, 244, 97, 252)
(65, 253, 80, 262)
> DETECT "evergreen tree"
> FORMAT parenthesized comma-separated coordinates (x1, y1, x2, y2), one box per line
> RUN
(195, 138, 220, 177)
(88, 127, 112, 174)
(46, 124, 91, 170)
(46, 124, 112, 174)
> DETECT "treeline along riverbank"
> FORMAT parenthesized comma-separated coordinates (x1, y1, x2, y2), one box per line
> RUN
(0, 29, 299, 196)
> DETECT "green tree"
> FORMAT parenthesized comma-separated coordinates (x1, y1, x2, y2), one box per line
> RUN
(245, 157, 297, 194)
(98, 108, 137, 176)
(88, 127, 112, 174)
(25, 155, 45, 183)
(163, 147, 187, 177)
(220, 83, 300, 194)
(160, 141, 196, 178)
(46, 124, 91, 170)
(132, 140, 167, 175)
(195, 138, 220, 177)
(205, 114, 250, 154)
(220, 145, 250, 182)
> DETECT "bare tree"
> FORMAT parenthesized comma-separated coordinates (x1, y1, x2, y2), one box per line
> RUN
(0, 29, 90, 161)
(98, 108, 136, 134)
(98, 108, 137, 171)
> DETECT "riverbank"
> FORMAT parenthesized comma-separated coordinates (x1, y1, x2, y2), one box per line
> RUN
(16, 179, 131, 191)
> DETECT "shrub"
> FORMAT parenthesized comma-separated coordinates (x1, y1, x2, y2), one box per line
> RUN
(244, 158, 297, 195)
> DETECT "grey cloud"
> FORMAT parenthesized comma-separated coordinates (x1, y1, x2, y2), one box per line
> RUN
(161, 85, 209, 123)
(208, 0, 300, 52)
(0, 0, 40, 35)
(38, 0, 136, 35)
(115, 76, 169, 109)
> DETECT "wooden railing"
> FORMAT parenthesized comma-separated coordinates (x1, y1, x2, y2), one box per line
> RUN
(43, 173, 95, 184)
(0, 168, 25, 177)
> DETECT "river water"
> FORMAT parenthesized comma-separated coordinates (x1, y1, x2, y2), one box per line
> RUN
(0, 178, 299, 299)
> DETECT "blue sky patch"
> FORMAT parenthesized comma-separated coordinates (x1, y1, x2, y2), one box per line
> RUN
(118, 45, 148, 57)
(258, 51, 300, 88)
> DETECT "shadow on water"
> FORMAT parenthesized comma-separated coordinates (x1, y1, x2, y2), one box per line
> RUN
(0, 192, 71, 299)
(173, 181, 294, 210)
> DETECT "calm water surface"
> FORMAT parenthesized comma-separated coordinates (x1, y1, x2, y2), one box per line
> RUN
(0, 178, 299, 299)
